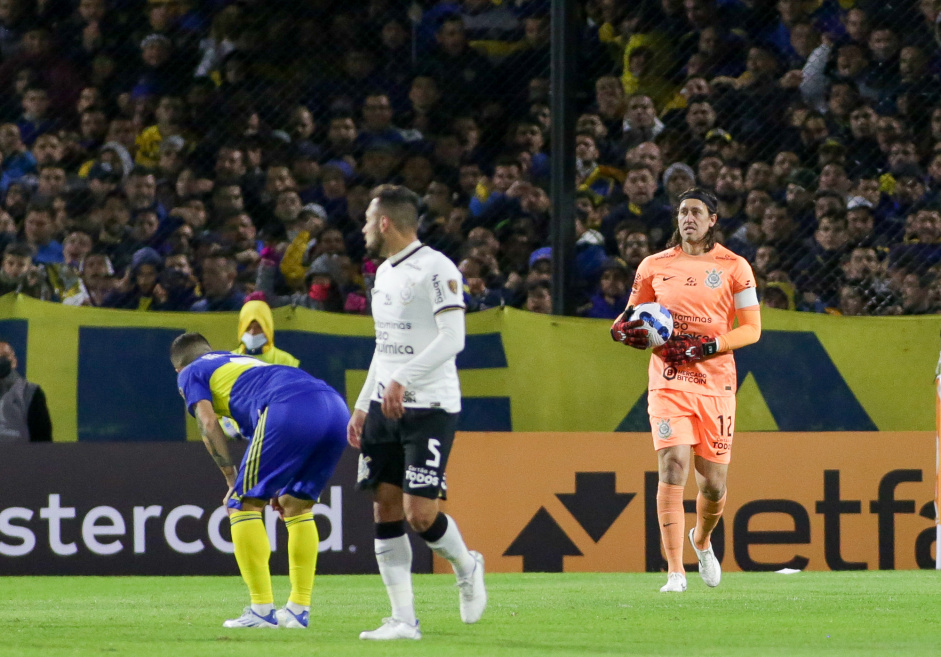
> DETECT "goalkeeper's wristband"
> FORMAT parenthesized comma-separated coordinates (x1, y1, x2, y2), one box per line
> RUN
(701, 338, 719, 357)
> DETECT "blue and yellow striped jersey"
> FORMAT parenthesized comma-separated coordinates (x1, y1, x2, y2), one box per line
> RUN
(176, 352, 335, 435)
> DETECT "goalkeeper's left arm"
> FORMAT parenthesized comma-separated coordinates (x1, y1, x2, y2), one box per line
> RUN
(714, 306, 761, 353)
(661, 306, 761, 366)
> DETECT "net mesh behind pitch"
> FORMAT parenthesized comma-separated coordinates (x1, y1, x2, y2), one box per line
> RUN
(2, 0, 940, 317)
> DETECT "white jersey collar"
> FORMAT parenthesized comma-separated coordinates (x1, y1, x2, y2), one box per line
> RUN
(387, 240, 424, 267)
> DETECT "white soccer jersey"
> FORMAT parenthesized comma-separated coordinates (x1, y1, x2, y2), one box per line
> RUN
(362, 241, 466, 412)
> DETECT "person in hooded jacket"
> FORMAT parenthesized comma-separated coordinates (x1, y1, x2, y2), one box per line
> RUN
(218, 298, 301, 440)
(232, 298, 300, 367)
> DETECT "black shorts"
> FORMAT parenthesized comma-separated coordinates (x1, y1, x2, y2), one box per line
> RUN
(357, 401, 458, 500)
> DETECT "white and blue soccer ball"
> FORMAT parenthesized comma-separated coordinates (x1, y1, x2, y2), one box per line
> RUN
(629, 302, 673, 348)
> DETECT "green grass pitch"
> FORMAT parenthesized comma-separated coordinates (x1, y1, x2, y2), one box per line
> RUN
(1, 572, 940, 656)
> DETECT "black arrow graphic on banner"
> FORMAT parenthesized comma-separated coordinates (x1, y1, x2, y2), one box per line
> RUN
(556, 472, 635, 542)
(503, 507, 582, 572)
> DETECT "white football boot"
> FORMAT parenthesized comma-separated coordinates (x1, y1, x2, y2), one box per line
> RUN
(659, 572, 688, 593)
(275, 606, 309, 629)
(222, 606, 278, 628)
(689, 528, 721, 587)
(359, 617, 422, 640)
(457, 550, 488, 624)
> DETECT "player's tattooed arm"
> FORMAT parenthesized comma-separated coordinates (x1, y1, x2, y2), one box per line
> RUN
(194, 400, 236, 485)
(197, 414, 233, 468)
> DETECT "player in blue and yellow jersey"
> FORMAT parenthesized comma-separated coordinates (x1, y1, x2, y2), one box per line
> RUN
(171, 332, 348, 630)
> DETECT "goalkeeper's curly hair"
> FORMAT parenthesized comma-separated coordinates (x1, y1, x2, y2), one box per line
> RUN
(665, 187, 719, 252)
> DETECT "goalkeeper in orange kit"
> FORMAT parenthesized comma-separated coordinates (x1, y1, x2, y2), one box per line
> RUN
(611, 188, 761, 592)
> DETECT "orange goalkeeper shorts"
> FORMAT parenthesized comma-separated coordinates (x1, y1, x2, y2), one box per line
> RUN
(648, 388, 736, 464)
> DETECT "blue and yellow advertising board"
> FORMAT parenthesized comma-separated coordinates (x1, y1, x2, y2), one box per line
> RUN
(0, 295, 936, 441)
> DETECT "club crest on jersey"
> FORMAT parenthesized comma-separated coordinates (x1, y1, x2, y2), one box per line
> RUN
(400, 283, 415, 304)
(705, 268, 723, 289)
(656, 419, 673, 440)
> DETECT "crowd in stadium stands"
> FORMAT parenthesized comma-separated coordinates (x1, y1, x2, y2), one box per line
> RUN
(0, 0, 940, 317)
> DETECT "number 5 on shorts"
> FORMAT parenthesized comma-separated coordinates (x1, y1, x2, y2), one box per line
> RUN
(425, 438, 441, 468)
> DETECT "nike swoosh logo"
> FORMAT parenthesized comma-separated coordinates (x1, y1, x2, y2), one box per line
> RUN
(408, 482, 435, 488)
(716, 451, 728, 455)
(663, 276, 675, 281)
(376, 549, 393, 556)
(662, 522, 676, 527)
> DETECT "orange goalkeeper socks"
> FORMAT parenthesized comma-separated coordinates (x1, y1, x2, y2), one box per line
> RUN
(657, 482, 686, 574)
(693, 491, 726, 551)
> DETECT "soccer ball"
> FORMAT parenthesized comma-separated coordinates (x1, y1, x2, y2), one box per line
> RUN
(629, 302, 673, 348)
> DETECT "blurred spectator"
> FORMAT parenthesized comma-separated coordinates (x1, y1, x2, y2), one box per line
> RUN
(836, 285, 866, 316)
(524, 278, 551, 314)
(792, 213, 850, 310)
(62, 250, 115, 306)
(602, 162, 672, 249)
(154, 251, 200, 311)
(102, 247, 162, 310)
(662, 162, 695, 206)
(459, 255, 504, 312)
(258, 252, 349, 313)
(423, 14, 494, 113)
(191, 252, 243, 311)
(620, 94, 664, 150)
(0, 340, 52, 442)
(46, 228, 93, 299)
(357, 92, 406, 148)
(135, 94, 186, 168)
(899, 271, 934, 315)
(0, 121, 35, 180)
(16, 85, 55, 147)
(582, 258, 630, 319)
(0, 241, 49, 299)
(23, 201, 62, 265)
(841, 245, 893, 314)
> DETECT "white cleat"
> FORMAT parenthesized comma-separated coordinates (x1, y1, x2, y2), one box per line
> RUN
(659, 572, 687, 593)
(689, 528, 721, 587)
(222, 606, 278, 628)
(359, 617, 422, 641)
(275, 606, 309, 629)
(457, 550, 488, 624)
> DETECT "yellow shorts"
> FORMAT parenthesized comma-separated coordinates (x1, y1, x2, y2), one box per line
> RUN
(648, 388, 735, 464)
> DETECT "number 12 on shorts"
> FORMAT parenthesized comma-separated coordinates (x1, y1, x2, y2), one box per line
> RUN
(425, 438, 441, 468)
(717, 415, 732, 437)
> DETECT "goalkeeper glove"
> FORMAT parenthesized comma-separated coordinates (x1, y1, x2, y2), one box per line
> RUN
(660, 335, 719, 366)
(610, 306, 649, 349)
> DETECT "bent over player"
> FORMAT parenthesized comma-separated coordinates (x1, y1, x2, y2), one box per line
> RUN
(171, 333, 348, 628)
(348, 185, 486, 640)
(611, 188, 761, 592)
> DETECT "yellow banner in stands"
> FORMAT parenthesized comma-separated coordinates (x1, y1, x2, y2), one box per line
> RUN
(0, 294, 936, 441)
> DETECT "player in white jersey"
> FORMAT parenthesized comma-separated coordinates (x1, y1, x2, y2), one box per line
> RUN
(347, 185, 487, 641)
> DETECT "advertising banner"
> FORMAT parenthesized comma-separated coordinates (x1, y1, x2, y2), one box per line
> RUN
(0, 443, 432, 575)
(1, 433, 935, 575)
(0, 295, 938, 440)
(437, 432, 938, 574)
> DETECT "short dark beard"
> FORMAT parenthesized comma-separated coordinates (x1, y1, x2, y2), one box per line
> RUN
(365, 232, 384, 258)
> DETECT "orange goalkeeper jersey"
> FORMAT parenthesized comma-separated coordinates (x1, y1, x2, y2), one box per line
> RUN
(628, 244, 758, 397)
